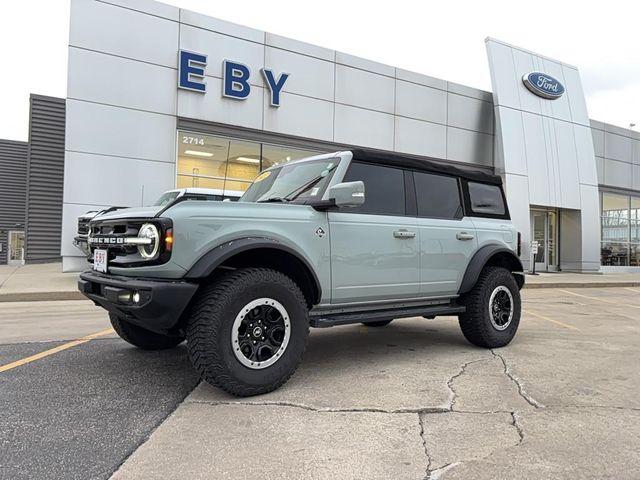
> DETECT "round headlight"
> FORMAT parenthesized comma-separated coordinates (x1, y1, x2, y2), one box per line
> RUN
(138, 223, 160, 259)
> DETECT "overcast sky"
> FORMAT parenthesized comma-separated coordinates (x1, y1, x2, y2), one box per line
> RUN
(0, 0, 638, 141)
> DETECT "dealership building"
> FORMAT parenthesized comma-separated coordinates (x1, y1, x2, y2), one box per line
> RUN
(1, 0, 639, 273)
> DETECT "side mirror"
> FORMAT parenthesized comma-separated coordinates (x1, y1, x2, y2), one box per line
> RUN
(328, 181, 365, 208)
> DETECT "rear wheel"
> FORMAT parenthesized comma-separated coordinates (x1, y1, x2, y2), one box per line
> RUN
(361, 320, 393, 327)
(109, 314, 184, 350)
(458, 266, 521, 348)
(186, 268, 309, 397)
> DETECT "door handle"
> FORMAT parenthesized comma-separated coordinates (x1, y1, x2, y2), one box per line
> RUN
(456, 232, 475, 241)
(393, 229, 416, 239)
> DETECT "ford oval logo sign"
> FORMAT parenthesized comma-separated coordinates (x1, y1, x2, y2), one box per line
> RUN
(522, 72, 565, 100)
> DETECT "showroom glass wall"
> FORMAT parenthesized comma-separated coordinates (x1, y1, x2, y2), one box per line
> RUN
(600, 191, 640, 266)
(176, 131, 322, 197)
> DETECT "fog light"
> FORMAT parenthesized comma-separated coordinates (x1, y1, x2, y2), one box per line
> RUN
(132, 292, 141, 304)
(117, 291, 132, 304)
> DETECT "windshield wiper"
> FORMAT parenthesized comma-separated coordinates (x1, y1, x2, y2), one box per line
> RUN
(284, 166, 337, 202)
(284, 176, 324, 202)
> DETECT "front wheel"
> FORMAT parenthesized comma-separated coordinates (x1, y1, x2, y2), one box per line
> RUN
(186, 268, 310, 397)
(110, 314, 184, 350)
(458, 266, 521, 348)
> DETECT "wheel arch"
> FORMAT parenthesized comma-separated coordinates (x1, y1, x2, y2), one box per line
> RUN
(458, 245, 524, 294)
(185, 237, 322, 307)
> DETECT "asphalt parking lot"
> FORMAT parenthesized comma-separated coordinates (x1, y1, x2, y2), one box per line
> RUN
(1, 287, 639, 479)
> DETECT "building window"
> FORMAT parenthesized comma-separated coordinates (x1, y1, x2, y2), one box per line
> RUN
(177, 131, 322, 198)
(262, 144, 320, 170)
(632, 197, 640, 266)
(601, 192, 640, 267)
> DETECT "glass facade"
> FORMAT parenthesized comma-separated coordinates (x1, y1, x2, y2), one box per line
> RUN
(176, 131, 322, 197)
(601, 191, 640, 266)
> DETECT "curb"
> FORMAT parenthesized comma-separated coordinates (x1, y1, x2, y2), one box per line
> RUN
(524, 282, 640, 289)
(0, 291, 85, 303)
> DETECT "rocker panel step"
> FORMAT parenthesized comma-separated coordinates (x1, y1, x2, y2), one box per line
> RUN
(309, 304, 465, 328)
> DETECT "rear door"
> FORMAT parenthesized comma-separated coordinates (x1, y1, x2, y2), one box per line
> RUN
(411, 171, 478, 296)
(328, 162, 420, 304)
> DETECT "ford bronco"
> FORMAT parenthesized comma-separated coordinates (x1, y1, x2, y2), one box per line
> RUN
(78, 149, 524, 396)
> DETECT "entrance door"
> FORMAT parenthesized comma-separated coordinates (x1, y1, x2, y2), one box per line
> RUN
(8, 231, 25, 266)
(530, 210, 558, 272)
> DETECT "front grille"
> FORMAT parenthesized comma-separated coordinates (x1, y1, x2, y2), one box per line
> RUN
(89, 220, 145, 263)
(88, 217, 172, 268)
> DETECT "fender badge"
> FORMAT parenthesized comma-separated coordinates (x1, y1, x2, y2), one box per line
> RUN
(315, 227, 326, 238)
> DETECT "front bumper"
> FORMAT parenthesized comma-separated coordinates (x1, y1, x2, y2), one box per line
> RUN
(78, 270, 198, 334)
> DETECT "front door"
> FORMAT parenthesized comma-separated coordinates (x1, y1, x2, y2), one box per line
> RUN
(328, 162, 420, 304)
(8, 231, 25, 266)
(530, 210, 557, 272)
(329, 211, 420, 303)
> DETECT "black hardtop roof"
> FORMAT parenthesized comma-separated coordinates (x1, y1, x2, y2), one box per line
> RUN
(350, 149, 502, 185)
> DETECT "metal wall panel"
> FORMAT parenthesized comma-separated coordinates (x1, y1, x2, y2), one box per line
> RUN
(67, 47, 177, 115)
(25, 95, 66, 263)
(590, 119, 640, 190)
(0, 140, 28, 264)
(487, 38, 601, 271)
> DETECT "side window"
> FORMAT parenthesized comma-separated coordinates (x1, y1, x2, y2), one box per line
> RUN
(468, 182, 506, 216)
(413, 172, 462, 219)
(343, 162, 405, 215)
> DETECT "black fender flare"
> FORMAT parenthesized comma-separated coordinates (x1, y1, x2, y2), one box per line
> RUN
(458, 245, 524, 294)
(184, 237, 322, 303)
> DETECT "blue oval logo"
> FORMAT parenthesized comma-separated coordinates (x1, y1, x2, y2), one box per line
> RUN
(522, 72, 565, 100)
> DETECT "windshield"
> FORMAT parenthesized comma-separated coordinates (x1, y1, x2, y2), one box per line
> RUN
(241, 158, 339, 203)
(153, 191, 180, 206)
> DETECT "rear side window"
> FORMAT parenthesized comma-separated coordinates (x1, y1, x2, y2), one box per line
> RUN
(343, 162, 405, 216)
(468, 182, 506, 216)
(413, 172, 462, 219)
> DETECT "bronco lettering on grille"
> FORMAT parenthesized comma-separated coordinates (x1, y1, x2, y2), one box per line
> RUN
(89, 237, 126, 244)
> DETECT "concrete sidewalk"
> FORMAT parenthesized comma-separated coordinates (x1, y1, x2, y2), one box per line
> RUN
(1, 263, 640, 302)
(0, 263, 82, 302)
(525, 271, 640, 288)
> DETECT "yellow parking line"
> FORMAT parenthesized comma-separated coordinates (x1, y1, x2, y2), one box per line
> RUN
(559, 289, 640, 310)
(0, 328, 114, 373)
(523, 309, 580, 331)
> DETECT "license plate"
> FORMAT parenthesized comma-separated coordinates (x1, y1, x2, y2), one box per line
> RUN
(93, 249, 108, 273)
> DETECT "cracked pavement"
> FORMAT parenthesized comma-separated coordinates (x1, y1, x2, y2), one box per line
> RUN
(2, 288, 639, 479)
(109, 287, 640, 480)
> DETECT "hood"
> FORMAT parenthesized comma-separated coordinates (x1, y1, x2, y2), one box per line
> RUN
(92, 206, 164, 221)
(163, 198, 323, 222)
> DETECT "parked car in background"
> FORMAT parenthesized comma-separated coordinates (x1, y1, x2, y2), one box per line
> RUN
(73, 188, 242, 255)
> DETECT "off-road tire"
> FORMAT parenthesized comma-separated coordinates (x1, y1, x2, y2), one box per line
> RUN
(362, 320, 393, 327)
(186, 268, 309, 397)
(458, 266, 521, 348)
(109, 314, 184, 350)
